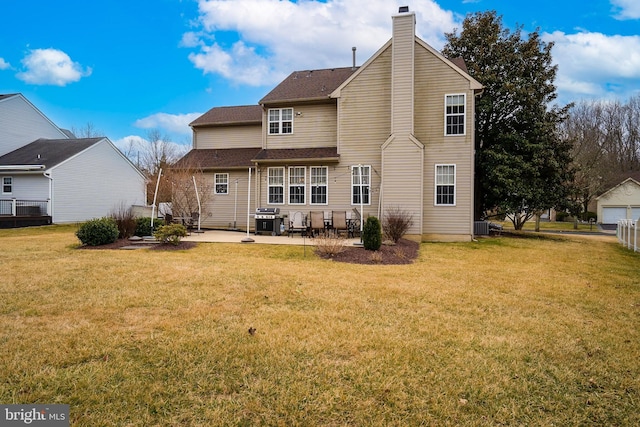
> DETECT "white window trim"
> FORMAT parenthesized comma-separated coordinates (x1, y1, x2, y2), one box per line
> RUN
(351, 165, 371, 206)
(2, 176, 12, 195)
(444, 93, 466, 136)
(268, 107, 294, 135)
(435, 164, 456, 206)
(214, 173, 229, 195)
(310, 166, 329, 205)
(267, 167, 285, 205)
(288, 166, 306, 205)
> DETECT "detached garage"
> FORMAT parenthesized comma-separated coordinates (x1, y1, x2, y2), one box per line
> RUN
(596, 177, 640, 224)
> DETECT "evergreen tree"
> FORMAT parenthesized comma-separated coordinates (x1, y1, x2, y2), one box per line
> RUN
(443, 11, 574, 229)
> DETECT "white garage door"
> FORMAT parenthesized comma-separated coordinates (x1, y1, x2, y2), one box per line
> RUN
(602, 207, 627, 224)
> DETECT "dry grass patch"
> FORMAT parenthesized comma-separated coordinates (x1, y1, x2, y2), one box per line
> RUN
(0, 226, 639, 425)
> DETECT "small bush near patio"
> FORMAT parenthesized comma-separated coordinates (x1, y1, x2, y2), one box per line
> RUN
(153, 223, 187, 245)
(135, 217, 164, 237)
(109, 203, 136, 239)
(362, 216, 382, 251)
(382, 206, 414, 243)
(76, 217, 119, 246)
(314, 234, 345, 257)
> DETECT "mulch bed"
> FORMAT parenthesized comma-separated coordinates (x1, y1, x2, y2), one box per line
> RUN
(317, 238, 420, 265)
(77, 239, 197, 251)
(77, 237, 420, 264)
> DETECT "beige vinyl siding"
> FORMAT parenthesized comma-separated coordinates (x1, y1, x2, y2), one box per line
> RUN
(333, 46, 392, 218)
(199, 169, 255, 230)
(391, 13, 415, 135)
(381, 137, 423, 235)
(414, 46, 475, 239)
(265, 103, 338, 149)
(194, 124, 262, 149)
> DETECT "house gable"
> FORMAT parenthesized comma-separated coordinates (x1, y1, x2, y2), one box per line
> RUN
(0, 94, 69, 157)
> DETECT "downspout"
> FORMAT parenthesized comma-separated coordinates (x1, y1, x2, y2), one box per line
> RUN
(44, 171, 53, 220)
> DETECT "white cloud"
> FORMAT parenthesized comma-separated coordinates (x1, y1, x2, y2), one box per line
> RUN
(544, 31, 640, 99)
(0, 58, 10, 70)
(134, 112, 202, 135)
(16, 48, 91, 86)
(186, 0, 458, 86)
(611, 0, 640, 20)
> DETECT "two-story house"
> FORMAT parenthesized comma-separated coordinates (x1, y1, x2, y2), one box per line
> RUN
(178, 7, 482, 241)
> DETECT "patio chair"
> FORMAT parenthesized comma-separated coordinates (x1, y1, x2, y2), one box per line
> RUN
(288, 211, 307, 238)
(309, 211, 326, 237)
(350, 208, 362, 238)
(331, 211, 348, 237)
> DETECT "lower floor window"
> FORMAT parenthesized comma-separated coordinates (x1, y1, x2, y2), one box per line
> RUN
(2, 177, 12, 194)
(268, 167, 285, 204)
(435, 164, 456, 205)
(351, 165, 370, 205)
(310, 166, 328, 205)
(214, 173, 228, 194)
(289, 166, 306, 204)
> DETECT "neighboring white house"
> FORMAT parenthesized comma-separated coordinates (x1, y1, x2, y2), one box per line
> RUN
(0, 94, 70, 156)
(0, 94, 147, 225)
(596, 176, 640, 224)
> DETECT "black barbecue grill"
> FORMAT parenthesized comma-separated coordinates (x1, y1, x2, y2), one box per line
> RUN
(255, 207, 283, 236)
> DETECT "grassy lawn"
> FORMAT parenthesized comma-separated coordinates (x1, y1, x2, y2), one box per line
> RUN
(1, 225, 639, 426)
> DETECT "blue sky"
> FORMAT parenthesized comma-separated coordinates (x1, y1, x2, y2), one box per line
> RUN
(1, 0, 639, 152)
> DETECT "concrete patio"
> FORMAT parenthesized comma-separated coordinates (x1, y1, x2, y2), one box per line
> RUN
(182, 229, 361, 246)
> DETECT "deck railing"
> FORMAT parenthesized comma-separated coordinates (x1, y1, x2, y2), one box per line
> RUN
(0, 199, 50, 217)
(617, 219, 638, 252)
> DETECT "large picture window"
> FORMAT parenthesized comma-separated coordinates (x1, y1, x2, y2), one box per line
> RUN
(288, 166, 306, 205)
(2, 177, 12, 194)
(268, 167, 284, 204)
(445, 94, 465, 135)
(351, 165, 370, 205)
(214, 173, 228, 194)
(435, 164, 456, 206)
(268, 108, 293, 135)
(310, 166, 328, 205)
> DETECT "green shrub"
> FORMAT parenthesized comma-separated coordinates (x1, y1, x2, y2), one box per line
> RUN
(362, 216, 382, 251)
(76, 217, 119, 246)
(556, 211, 569, 222)
(153, 224, 187, 246)
(584, 211, 597, 222)
(135, 217, 164, 237)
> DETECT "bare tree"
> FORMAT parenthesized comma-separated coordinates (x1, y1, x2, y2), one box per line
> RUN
(562, 95, 640, 219)
(167, 157, 213, 222)
(71, 122, 103, 138)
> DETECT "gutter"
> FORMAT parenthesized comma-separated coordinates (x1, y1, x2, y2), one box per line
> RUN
(0, 165, 46, 171)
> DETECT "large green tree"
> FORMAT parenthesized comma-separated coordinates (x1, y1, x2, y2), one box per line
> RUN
(442, 11, 574, 229)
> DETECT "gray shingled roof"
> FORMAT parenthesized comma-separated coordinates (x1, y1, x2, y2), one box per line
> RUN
(175, 147, 340, 170)
(175, 148, 263, 169)
(260, 67, 358, 105)
(190, 105, 262, 127)
(0, 138, 102, 169)
(253, 147, 339, 163)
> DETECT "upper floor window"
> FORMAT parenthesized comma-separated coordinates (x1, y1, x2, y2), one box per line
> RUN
(310, 166, 328, 205)
(268, 108, 293, 135)
(214, 173, 228, 194)
(445, 94, 465, 135)
(288, 166, 306, 204)
(351, 165, 370, 205)
(2, 177, 12, 194)
(435, 164, 456, 206)
(268, 167, 284, 204)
